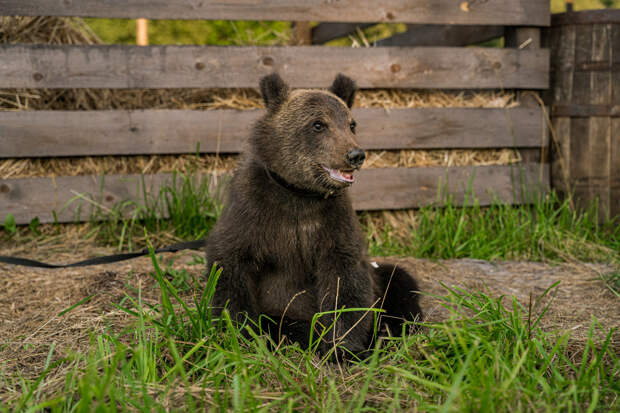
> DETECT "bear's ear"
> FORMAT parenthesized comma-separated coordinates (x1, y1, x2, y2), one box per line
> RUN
(259, 73, 289, 113)
(329, 73, 356, 108)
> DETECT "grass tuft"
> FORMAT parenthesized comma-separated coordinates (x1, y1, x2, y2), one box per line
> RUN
(367, 191, 619, 264)
(84, 171, 223, 251)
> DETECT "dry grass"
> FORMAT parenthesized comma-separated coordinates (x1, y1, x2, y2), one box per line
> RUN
(0, 16, 100, 45)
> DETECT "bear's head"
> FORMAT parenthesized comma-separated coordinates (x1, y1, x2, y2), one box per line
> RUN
(251, 73, 365, 195)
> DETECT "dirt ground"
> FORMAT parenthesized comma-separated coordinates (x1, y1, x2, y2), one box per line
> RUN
(1, 246, 618, 395)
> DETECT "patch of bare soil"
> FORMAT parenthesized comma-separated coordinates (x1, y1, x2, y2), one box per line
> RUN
(383, 258, 619, 344)
(0, 248, 618, 401)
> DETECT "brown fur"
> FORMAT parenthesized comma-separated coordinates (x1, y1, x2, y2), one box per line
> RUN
(205, 73, 422, 356)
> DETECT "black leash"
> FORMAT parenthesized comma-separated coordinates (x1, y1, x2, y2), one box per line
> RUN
(0, 239, 205, 269)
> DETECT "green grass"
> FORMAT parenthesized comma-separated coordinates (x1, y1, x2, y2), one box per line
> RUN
(366, 191, 619, 263)
(85, 19, 291, 45)
(2, 246, 617, 412)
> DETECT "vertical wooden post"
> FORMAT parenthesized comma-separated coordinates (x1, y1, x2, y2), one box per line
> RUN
(505, 27, 547, 169)
(136, 18, 149, 46)
(565, 0, 574, 12)
(292, 22, 312, 45)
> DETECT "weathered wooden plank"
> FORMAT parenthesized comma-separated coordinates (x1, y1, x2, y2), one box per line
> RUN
(0, 0, 551, 26)
(0, 110, 261, 157)
(552, 104, 620, 117)
(567, 22, 592, 213)
(549, 23, 575, 104)
(0, 164, 549, 225)
(548, 21, 574, 200)
(611, 118, 620, 219)
(376, 25, 504, 47)
(552, 9, 620, 26)
(587, 23, 613, 218)
(0, 45, 550, 89)
(0, 174, 175, 225)
(569, 118, 590, 211)
(351, 164, 549, 211)
(611, 24, 620, 218)
(550, 117, 571, 195)
(0, 107, 548, 158)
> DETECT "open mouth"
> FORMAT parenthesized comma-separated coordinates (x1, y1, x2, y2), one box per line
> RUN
(322, 165, 355, 184)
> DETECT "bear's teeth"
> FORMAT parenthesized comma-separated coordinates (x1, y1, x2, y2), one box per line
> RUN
(323, 166, 355, 183)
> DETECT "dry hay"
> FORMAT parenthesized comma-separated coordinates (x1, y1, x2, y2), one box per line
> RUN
(0, 16, 527, 181)
(0, 87, 517, 112)
(0, 16, 100, 45)
(0, 148, 522, 179)
(0, 154, 239, 179)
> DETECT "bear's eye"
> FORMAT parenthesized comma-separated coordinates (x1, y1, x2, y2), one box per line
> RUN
(312, 121, 326, 132)
(350, 121, 357, 134)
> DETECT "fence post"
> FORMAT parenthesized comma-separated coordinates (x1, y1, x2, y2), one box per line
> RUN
(505, 27, 546, 166)
(136, 18, 149, 46)
(292, 22, 312, 45)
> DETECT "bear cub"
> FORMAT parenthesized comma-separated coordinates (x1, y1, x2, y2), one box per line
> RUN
(205, 73, 422, 356)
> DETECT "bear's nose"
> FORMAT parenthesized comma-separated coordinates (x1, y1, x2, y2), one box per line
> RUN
(346, 148, 366, 168)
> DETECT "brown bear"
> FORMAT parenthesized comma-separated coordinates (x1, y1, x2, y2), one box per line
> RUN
(205, 73, 422, 357)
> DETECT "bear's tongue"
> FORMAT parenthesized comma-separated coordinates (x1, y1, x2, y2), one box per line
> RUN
(323, 166, 355, 183)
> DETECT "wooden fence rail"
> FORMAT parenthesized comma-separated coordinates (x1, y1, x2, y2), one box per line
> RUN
(0, 164, 549, 225)
(0, 0, 551, 222)
(0, 45, 549, 90)
(0, 0, 550, 26)
(0, 108, 547, 157)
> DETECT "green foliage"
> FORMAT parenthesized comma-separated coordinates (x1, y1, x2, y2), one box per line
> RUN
(1, 213, 16, 236)
(28, 217, 41, 236)
(85, 19, 291, 45)
(551, 0, 620, 12)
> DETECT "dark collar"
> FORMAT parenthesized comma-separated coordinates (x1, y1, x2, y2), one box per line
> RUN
(263, 167, 338, 199)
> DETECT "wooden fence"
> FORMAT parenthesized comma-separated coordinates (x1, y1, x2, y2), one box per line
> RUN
(547, 9, 620, 220)
(0, 0, 551, 225)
